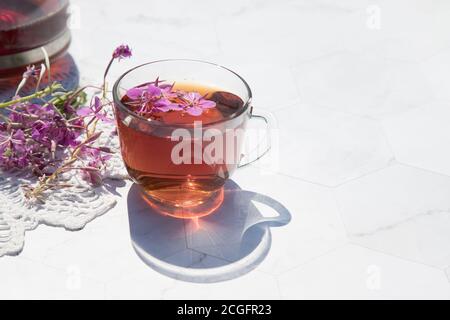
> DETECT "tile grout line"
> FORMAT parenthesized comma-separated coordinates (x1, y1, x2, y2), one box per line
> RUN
(288, 64, 304, 103)
(16, 253, 108, 293)
(395, 161, 450, 180)
(332, 159, 396, 188)
(252, 158, 397, 190)
(378, 119, 398, 162)
(274, 275, 284, 299)
(251, 166, 334, 189)
(332, 187, 352, 240)
(295, 100, 381, 122)
(272, 242, 349, 278)
(352, 242, 450, 274)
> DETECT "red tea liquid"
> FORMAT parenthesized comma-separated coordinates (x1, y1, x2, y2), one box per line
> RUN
(117, 83, 247, 218)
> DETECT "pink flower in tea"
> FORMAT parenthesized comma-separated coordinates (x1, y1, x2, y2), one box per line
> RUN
(127, 83, 182, 114)
(112, 45, 132, 60)
(126, 87, 145, 100)
(127, 79, 176, 101)
(125, 78, 217, 117)
(181, 92, 216, 116)
(160, 83, 178, 101)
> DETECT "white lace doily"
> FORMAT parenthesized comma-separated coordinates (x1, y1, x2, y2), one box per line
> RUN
(0, 120, 128, 257)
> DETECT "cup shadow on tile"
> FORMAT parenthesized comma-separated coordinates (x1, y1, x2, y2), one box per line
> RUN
(127, 180, 291, 283)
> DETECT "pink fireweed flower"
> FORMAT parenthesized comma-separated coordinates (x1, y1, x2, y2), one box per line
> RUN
(77, 96, 113, 123)
(0, 100, 84, 173)
(0, 129, 29, 169)
(127, 79, 176, 101)
(103, 44, 132, 97)
(16, 64, 45, 96)
(112, 45, 132, 60)
(125, 79, 217, 117)
(23, 65, 40, 79)
(79, 146, 112, 186)
(160, 84, 178, 101)
(126, 83, 182, 115)
(181, 92, 217, 116)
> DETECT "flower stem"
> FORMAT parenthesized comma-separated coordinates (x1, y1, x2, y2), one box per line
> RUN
(0, 83, 63, 109)
(25, 118, 100, 201)
(103, 57, 114, 99)
(46, 90, 74, 106)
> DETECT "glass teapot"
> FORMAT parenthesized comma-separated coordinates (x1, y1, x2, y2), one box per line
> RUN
(0, 0, 71, 76)
(0, 0, 78, 102)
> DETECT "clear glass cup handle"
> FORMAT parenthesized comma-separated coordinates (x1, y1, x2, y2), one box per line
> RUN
(241, 191, 292, 236)
(238, 107, 272, 168)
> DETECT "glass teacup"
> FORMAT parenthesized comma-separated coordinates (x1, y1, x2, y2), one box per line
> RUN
(113, 59, 267, 219)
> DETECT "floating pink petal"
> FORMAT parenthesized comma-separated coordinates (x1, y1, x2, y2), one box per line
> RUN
(199, 100, 216, 109)
(186, 106, 203, 116)
(126, 87, 144, 99)
(147, 84, 162, 97)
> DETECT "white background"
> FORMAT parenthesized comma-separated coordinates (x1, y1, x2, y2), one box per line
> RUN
(1, 0, 450, 299)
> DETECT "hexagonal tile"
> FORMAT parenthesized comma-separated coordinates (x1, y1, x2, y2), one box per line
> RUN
(215, 3, 348, 64)
(72, 0, 221, 59)
(19, 225, 80, 262)
(292, 52, 432, 118)
(163, 271, 280, 300)
(340, 0, 450, 62)
(0, 256, 104, 299)
(382, 100, 450, 177)
(105, 267, 177, 300)
(266, 103, 393, 186)
(421, 48, 450, 100)
(232, 167, 348, 275)
(335, 164, 450, 268)
(277, 244, 450, 299)
(40, 215, 140, 283)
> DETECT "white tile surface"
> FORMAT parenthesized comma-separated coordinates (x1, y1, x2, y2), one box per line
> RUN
(293, 52, 432, 118)
(162, 271, 280, 300)
(105, 267, 177, 300)
(269, 103, 393, 186)
(1, 0, 450, 299)
(422, 49, 450, 101)
(383, 101, 450, 177)
(330, 0, 450, 62)
(233, 167, 347, 275)
(215, 2, 346, 64)
(277, 244, 450, 300)
(335, 164, 450, 268)
(19, 225, 81, 262)
(0, 256, 104, 299)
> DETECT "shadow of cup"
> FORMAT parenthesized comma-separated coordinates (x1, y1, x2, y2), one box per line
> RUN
(127, 179, 291, 283)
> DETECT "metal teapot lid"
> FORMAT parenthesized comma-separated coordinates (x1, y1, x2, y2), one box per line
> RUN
(0, 30, 70, 72)
(0, 0, 70, 72)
